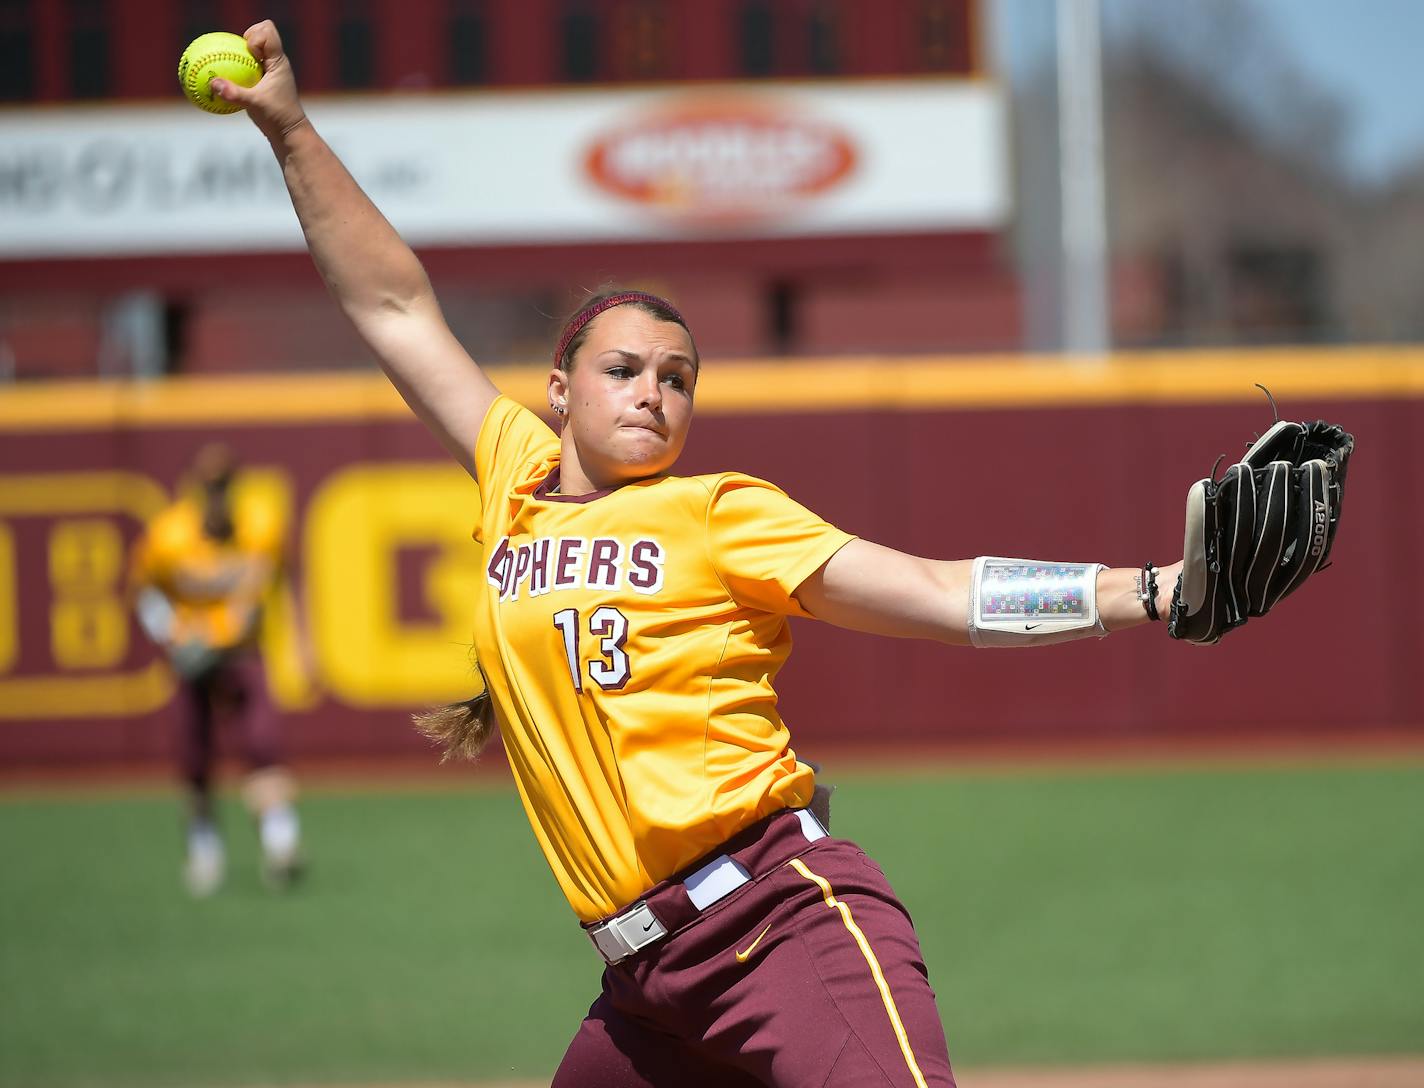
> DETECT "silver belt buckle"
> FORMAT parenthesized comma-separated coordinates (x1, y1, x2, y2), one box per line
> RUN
(589, 901, 667, 965)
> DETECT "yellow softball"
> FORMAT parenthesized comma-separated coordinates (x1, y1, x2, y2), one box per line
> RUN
(177, 32, 261, 115)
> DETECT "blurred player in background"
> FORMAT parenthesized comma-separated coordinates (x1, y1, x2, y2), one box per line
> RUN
(130, 443, 303, 897)
(216, 20, 1189, 1087)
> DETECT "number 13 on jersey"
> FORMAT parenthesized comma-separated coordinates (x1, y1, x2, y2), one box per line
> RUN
(552, 607, 630, 692)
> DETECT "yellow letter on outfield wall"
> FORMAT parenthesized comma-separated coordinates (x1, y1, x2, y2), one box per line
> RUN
(0, 522, 14, 674)
(304, 464, 484, 707)
(48, 519, 128, 670)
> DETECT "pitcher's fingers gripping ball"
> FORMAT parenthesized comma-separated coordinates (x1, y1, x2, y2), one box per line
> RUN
(178, 32, 260, 114)
(1169, 410, 1355, 644)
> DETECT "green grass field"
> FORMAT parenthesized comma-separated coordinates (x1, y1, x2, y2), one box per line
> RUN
(3, 759, 1422, 1087)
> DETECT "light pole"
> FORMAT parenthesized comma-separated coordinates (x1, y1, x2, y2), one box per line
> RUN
(1056, 0, 1110, 355)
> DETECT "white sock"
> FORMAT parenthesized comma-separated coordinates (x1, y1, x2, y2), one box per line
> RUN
(188, 821, 223, 860)
(184, 821, 225, 896)
(259, 804, 300, 861)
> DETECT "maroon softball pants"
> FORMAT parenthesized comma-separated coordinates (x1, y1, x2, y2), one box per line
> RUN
(176, 651, 282, 791)
(553, 811, 956, 1087)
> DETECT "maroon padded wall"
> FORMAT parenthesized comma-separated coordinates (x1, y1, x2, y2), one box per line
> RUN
(0, 379, 1409, 769)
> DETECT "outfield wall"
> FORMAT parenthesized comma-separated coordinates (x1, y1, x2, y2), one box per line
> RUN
(1, 347, 1417, 767)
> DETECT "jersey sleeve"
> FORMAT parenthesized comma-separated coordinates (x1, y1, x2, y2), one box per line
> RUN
(704, 474, 855, 617)
(132, 505, 192, 588)
(474, 396, 560, 499)
(234, 490, 286, 561)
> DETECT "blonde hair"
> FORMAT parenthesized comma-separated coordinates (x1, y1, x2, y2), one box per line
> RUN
(412, 683, 498, 762)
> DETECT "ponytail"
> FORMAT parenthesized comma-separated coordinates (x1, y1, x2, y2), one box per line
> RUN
(412, 683, 498, 763)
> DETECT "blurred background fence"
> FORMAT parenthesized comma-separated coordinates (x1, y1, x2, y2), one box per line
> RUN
(4, 0, 1424, 768)
(2, 348, 1418, 768)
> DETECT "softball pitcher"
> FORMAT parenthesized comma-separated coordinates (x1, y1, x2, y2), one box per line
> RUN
(218, 19, 1351, 1086)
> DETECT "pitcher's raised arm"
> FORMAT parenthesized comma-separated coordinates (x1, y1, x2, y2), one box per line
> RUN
(214, 20, 499, 478)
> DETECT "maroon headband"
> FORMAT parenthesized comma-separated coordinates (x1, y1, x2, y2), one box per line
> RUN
(553, 291, 686, 366)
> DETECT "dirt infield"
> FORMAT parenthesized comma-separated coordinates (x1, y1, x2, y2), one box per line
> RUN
(339, 1056, 1424, 1087)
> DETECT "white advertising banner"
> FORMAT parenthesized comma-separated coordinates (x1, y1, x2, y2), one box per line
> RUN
(0, 81, 1007, 259)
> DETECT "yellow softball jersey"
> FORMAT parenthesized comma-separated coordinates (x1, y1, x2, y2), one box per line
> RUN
(473, 396, 854, 922)
(132, 489, 284, 650)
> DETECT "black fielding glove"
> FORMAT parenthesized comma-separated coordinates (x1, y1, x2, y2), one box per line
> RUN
(1169, 418, 1354, 644)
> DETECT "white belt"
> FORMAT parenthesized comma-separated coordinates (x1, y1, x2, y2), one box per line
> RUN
(588, 808, 827, 965)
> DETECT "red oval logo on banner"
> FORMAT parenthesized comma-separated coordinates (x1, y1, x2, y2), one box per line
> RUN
(584, 99, 858, 222)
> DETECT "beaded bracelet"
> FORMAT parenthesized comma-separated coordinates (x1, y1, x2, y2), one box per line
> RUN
(1139, 562, 1162, 622)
